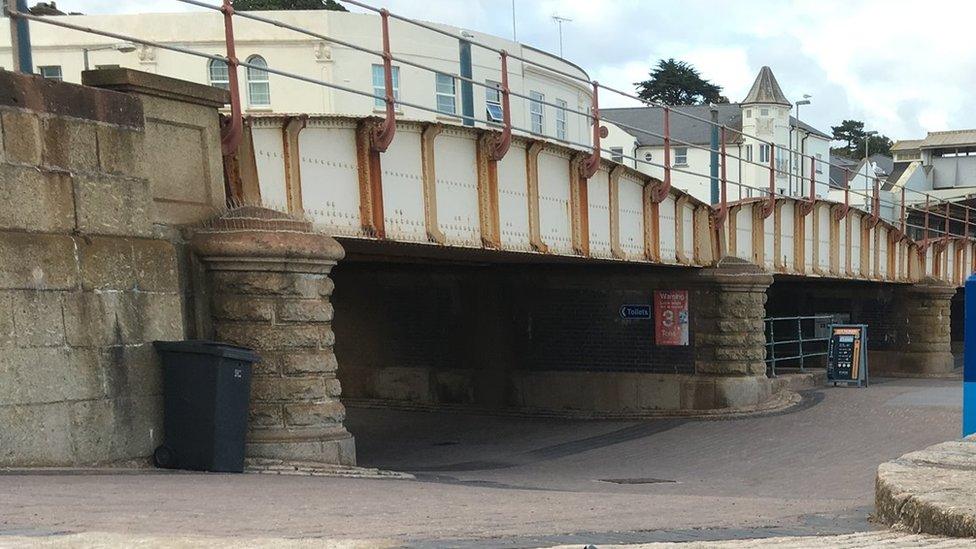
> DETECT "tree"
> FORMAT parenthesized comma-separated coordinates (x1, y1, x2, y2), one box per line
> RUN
(233, 0, 348, 10)
(830, 120, 865, 157)
(854, 134, 893, 158)
(635, 59, 728, 106)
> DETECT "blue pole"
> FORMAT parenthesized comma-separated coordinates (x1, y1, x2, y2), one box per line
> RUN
(459, 40, 474, 127)
(709, 107, 719, 205)
(9, 0, 33, 74)
(965, 274, 976, 437)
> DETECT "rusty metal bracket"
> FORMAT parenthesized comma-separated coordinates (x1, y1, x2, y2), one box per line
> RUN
(579, 81, 602, 179)
(833, 168, 851, 221)
(798, 155, 816, 217)
(866, 178, 881, 228)
(650, 106, 672, 203)
(488, 50, 512, 161)
(219, 0, 243, 157)
(371, 8, 396, 152)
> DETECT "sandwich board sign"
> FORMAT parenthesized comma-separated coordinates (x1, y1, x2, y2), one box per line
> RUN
(826, 324, 868, 387)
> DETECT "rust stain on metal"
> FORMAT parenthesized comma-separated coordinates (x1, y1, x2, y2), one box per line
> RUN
(608, 164, 625, 259)
(476, 132, 501, 248)
(524, 140, 548, 253)
(642, 182, 660, 262)
(282, 115, 308, 215)
(420, 123, 446, 244)
(355, 118, 386, 239)
(569, 152, 590, 257)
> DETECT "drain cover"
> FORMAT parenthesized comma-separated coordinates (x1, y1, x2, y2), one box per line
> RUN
(597, 477, 675, 484)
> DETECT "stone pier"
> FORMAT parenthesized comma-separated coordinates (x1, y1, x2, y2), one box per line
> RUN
(191, 208, 355, 465)
(871, 278, 957, 376)
(691, 257, 775, 409)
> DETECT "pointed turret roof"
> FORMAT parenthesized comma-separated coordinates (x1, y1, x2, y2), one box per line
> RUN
(741, 66, 791, 107)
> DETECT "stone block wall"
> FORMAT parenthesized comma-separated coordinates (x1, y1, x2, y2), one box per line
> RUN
(0, 72, 188, 466)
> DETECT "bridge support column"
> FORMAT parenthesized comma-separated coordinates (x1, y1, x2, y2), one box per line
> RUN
(191, 207, 355, 465)
(872, 278, 956, 376)
(692, 257, 775, 409)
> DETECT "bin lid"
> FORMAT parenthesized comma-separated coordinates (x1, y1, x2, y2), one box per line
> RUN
(153, 340, 260, 362)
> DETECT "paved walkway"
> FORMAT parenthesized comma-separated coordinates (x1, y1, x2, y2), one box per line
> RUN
(0, 377, 962, 547)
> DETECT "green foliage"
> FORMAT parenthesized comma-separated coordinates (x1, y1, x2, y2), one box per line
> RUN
(233, 0, 348, 11)
(635, 59, 728, 106)
(830, 120, 892, 158)
(854, 134, 893, 158)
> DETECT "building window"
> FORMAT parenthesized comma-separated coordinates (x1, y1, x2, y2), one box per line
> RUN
(775, 147, 787, 176)
(372, 64, 400, 109)
(555, 98, 567, 140)
(485, 80, 503, 122)
(529, 91, 545, 134)
(744, 144, 753, 162)
(745, 109, 752, 118)
(674, 147, 688, 165)
(38, 65, 62, 81)
(246, 55, 271, 106)
(759, 144, 770, 163)
(644, 152, 653, 162)
(610, 147, 624, 163)
(435, 72, 456, 115)
(760, 108, 769, 116)
(815, 153, 823, 174)
(208, 59, 229, 90)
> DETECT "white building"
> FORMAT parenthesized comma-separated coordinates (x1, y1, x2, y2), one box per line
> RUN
(0, 9, 595, 146)
(601, 67, 832, 204)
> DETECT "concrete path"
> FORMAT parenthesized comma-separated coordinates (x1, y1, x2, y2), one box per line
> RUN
(0, 377, 962, 547)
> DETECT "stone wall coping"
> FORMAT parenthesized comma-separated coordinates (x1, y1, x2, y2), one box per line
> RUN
(82, 68, 230, 109)
(0, 70, 143, 128)
(696, 256, 774, 287)
(192, 229, 345, 262)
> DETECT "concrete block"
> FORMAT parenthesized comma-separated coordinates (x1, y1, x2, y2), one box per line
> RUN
(214, 322, 334, 351)
(372, 367, 431, 402)
(0, 291, 13, 347)
(0, 165, 75, 232)
(74, 174, 152, 237)
(132, 239, 179, 292)
(42, 116, 98, 172)
(78, 236, 135, 291)
(713, 376, 770, 409)
(251, 376, 327, 402)
(95, 125, 146, 179)
(0, 232, 78, 290)
(680, 376, 717, 411)
(246, 435, 356, 466)
(64, 292, 184, 347)
(433, 370, 475, 404)
(283, 401, 345, 427)
(1, 110, 41, 165)
(0, 347, 104, 405)
(11, 290, 66, 347)
(98, 343, 163, 399)
(637, 374, 681, 410)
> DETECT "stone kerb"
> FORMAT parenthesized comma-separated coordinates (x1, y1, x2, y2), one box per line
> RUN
(190, 207, 355, 465)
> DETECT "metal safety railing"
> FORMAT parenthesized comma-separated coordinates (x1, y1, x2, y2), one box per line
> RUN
(5, 0, 976, 246)
(765, 315, 836, 377)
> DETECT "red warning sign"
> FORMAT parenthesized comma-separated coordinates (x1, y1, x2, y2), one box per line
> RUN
(654, 290, 689, 346)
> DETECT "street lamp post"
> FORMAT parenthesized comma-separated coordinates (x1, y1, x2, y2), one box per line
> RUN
(793, 95, 811, 196)
(864, 130, 878, 211)
(82, 42, 137, 71)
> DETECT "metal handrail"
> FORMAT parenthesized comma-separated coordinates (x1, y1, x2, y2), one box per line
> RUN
(764, 315, 835, 378)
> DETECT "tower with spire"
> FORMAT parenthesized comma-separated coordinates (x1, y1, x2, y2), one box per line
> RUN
(740, 66, 792, 195)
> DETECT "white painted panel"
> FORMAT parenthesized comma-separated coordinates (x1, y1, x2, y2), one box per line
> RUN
(300, 124, 361, 236)
(735, 206, 752, 260)
(537, 149, 573, 254)
(839, 217, 847, 273)
(497, 145, 531, 251)
(850, 215, 861, 274)
(947, 243, 955, 281)
(926, 246, 933, 278)
(878, 228, 888, 278)
(817, 207, 830, 271)
(681, 202, 695, 261)
(252, 126, 288, 210)
(763, 213, 775, 271)
(588, 169, 612, 258)
(434, 130, 480, 247)
(780, 203, 794, 270)
(618, 174, 645, 258)
(659, 196, 677, 263)
(803, 211, 814, 271)
(381, 127, 426, 242)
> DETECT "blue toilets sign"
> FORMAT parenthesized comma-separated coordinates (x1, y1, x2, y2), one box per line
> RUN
(619, 304, 651, 320)
(965, 275, 976, 437)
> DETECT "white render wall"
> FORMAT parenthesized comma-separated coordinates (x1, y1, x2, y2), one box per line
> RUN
(0, 10, 594, 148)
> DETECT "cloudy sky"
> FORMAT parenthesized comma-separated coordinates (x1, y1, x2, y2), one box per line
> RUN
(55, 0, 976, 141)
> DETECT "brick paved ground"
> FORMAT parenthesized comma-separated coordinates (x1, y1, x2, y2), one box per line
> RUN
(0, 377, 962, 547)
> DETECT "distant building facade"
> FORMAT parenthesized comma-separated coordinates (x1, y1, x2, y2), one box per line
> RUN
(890, 131, 976, 200)
(0, 9, 596, 147)
(601, 66, 832, 204)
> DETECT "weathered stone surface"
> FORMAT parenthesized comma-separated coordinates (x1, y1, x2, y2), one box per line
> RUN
(42, 115, 98, 172)
(0, 232, 78, 290)
(251, 376, 328, 402)
(284, 401, 346, 427)
(211, 271, 334, 299)
(74, 174, 152, 237)
(95, 125, 146, 179)
(276, 300, 334, 323)
(249, 403, 284, 429)
(278, 350, 338, 374)
(0, 347, 104, 405)
(214, 322, 334, 350)
(78, 236, 136, 291)
(876, 436, 976, 537)
(1, 110, 41, 165)
(0, 291, 13, 347)
(0, 165, 75, 232)
(11, 290, 67, 347)
(211, 294, 275, 322)
(64, 292, 183, 347)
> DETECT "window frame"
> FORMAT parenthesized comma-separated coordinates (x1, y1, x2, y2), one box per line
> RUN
(673, 146, 689, 166)
(609, 147, 624, 163)
(815, 153, 824, 174)
(434, 72, 456, 115)
(245, 55, 271, 107)
(529, 90, 545, 135)
(208, 59, 229, 90)
(38, 65, 62, 81)
(744, 144, 753, 163)
(371, 64, 400, 109)
(759, 143, 770, 163)
(485, 79, 503, 122)
(555, 98, 567, 140)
